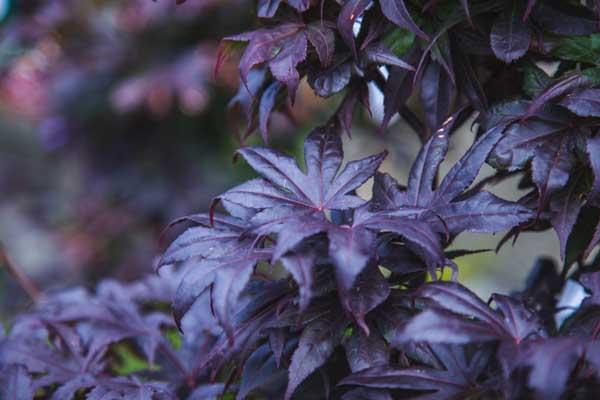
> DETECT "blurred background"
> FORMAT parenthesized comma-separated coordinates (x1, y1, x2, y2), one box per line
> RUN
(0, 0, 560, 321)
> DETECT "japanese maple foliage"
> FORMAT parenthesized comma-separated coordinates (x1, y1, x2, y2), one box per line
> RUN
(6, 0, 600, 399)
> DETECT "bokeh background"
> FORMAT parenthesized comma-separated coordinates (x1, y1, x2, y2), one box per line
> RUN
(0, 0, 560, 321)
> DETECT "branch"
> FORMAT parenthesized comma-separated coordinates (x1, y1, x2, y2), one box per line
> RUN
(0, 242, 43, 302)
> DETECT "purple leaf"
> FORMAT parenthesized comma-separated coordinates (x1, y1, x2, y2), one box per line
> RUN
(337, 0, 373, 59)
(327, 220, 378, 294)
(415, 282, 505, 333)
(339, 355, 484, 400)
(364, 215, 445, 276)
(585, 222, 600, 260)
(306, 23, 335, 67)
(237, 342, 291, 399)
(325, 150, 387, 209)
(335, 81, 367, 136)
(344, 326, 388, 373)
(406, 129, 448, 207)
(173, 250, 271, 335)
(371, 172, 406, 210)
(159, 214, 249, 268)
(379, 0, 430, 41)
(526, 72, 595, 117)
(490, 4, 531, 63)
(579, 272, 600, 307)
(0, 324, 110, 399)
(420, 61, 454, 132)
(227, 68, 265, 133)
(560, 89, 600, 117)
(531, 1, 597, 36)
(281, 251, 316, 312)
(531, 134, 576, 208)
(587, 134, 600, 201)
(519, 339, 585, 400)
(433, 191, 533, 234)
(454, 50, 488, 112)
(362, 43, 415, 71)
(257, 0, 282, 18)
(285, 314, 347, 400)
(285, 0, 310, 12)
(259, 81, 284, 142)
(304, 126, 343, 190)
(257, 0, 310, 18)
(308, 58, 352, 97)
(396, 308, 499, 344)
(491, 108, 583, 208)
(272, 214, 329, 260)
(268, 328, 287, 367)
(492, 294, 544, 343)
(87, 378, 176, 400)
(225, 23, 306, 97)
(269, 32, 307, 101)
(549, 178, 585, 260)
(343, 265, 390, 334)
(218, 127, 386, 231)
(434, 122, 505, 204)
(342, 388, 393, 400)
(0, 365, 34, 400)
(380, 66, 414, 132)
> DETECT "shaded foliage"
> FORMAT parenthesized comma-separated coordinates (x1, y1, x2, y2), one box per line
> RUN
(5, 0, 600, 399)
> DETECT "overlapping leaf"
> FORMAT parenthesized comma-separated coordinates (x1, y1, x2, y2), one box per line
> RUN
(373, 116, 532, 236)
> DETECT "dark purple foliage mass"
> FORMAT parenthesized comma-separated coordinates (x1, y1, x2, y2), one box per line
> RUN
(5, 0, 600, 399)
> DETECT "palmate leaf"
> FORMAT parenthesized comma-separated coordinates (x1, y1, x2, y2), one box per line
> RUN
(159, 212, 253, 268)
(372, 116, 532, 236)
(490, 102, 588, 209)
(339, 345, 490, 400)
(173, 249, 272, 335)
(0, 322, 109, 400)
(43, 290, 173, 366)
(396, 281, 545, 346)
(217, 126, 386, 227)
(271, 203, 444, 311)
(166, 126, 393, 339)
(222, 20, 334, 101)
(396, 281, 551, 391)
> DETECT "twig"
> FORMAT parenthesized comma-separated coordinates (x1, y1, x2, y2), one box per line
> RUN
(0, 242, 42, 301)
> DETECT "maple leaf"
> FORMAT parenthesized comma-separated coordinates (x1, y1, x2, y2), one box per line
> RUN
(339, 345, 491, 400)
(373, 114, 532, 236)
(216, 126, 386, 232)
(222, 20, 336, 102)
(0, 322, 109, 400)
